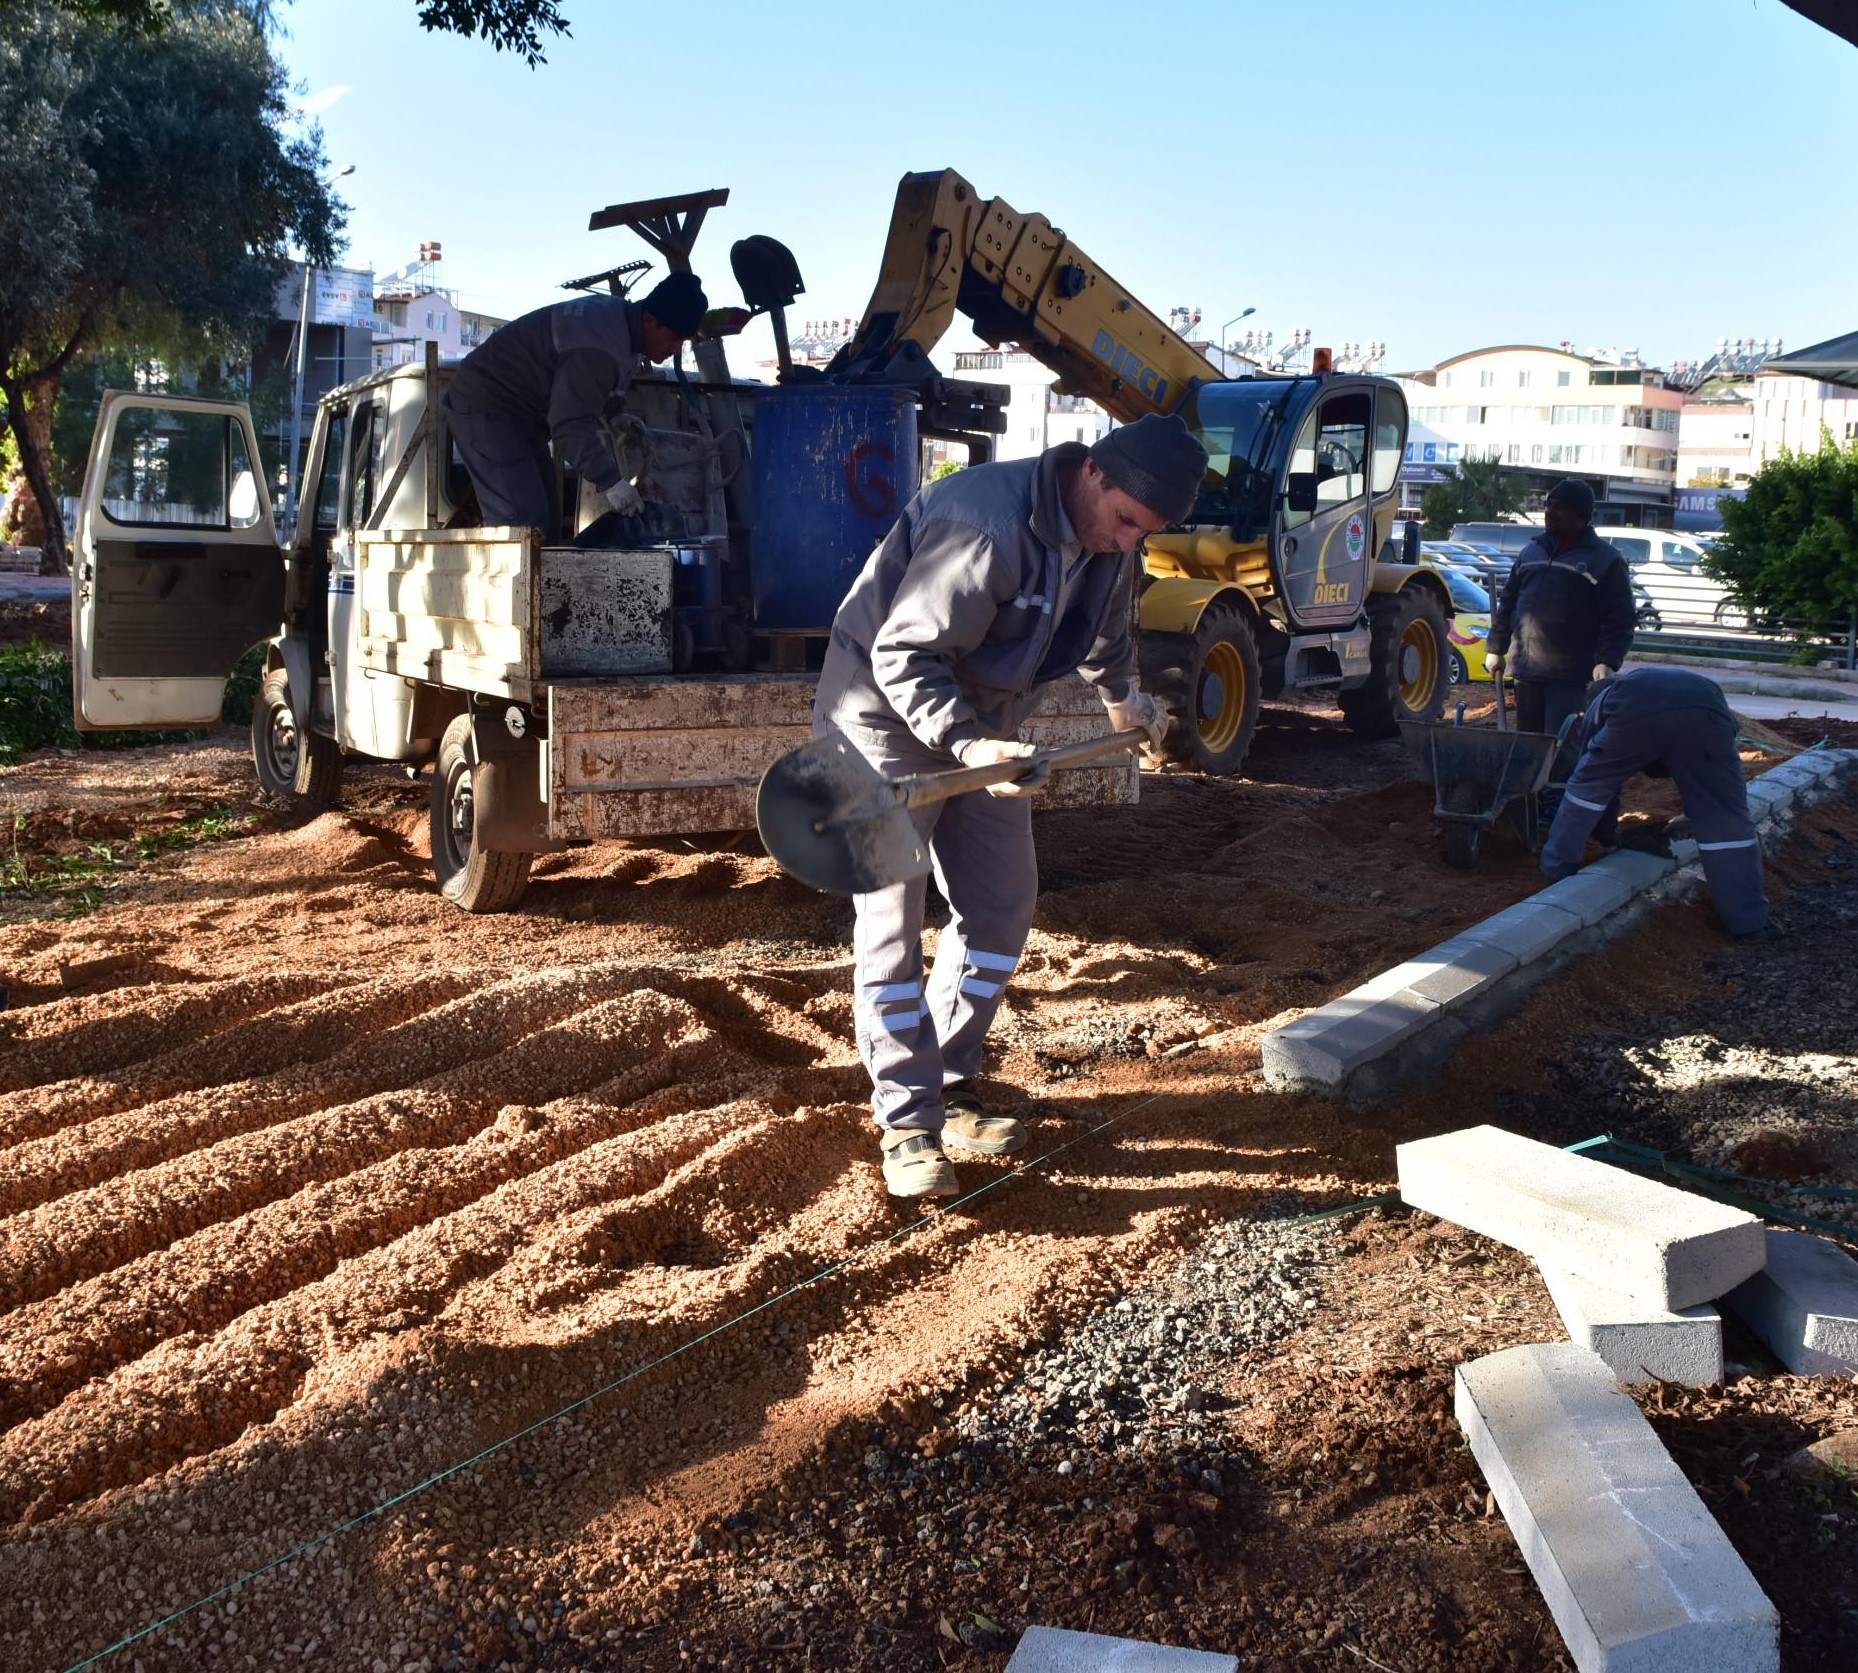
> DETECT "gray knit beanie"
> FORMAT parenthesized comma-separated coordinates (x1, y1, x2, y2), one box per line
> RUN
(1089, 413, 1209, 524)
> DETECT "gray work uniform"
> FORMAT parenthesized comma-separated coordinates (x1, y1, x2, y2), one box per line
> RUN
(813, 442, 1138, 1133)
(1540, 666, 1767, 935)
(442, 294, 646, 532)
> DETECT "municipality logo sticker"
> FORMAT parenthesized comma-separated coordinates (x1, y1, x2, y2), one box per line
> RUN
(1345, 512, 1366, 562)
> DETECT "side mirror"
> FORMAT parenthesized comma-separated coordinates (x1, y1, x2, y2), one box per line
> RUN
(1401, 519, 1420, 564)
(1285, 472, 1318, 515)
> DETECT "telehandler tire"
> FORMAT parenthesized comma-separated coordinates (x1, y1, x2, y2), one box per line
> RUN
(1339, 588, 1449, 740)
(253, 670, 343, 803)
(430, 716, 533, 913)
(1142, 600, 1262, 775)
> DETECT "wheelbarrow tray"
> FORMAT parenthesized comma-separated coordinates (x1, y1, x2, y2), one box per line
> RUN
(1399, 718, 1565, 826)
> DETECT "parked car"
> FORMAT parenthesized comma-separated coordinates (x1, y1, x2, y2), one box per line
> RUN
(1594, 527, 1728, 629)
(1450, 520, 1541, 556)
(1630, 577, 1662, 633)
(1421, 559, 1495, 684)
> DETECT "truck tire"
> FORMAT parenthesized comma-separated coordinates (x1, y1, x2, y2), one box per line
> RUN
(1340, 589, 1449, 740)
(252, 669, 343, 803)
(1141, 600, 1262, 775)
(430, 715, 533, 913)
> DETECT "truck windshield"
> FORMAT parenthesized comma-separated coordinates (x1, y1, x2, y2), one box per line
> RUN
(1178, 379, 1315, 537)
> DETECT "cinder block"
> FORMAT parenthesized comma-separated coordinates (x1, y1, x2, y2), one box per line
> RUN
(1349, 934, 1520, 1009)
(1261, 988, 1439, 1088)
(1539, 1264, 1723, 1386)
(1006, 1625, 1238, 1672)
(1588, 849, 1677, 892)
(1458, 897, 1585, 964)
(1396, 1125, 1765, 1310)
(1457, 1343, 1777, 1673)
(1721, 1230, 1858, 1376)
(1536, 868, 1639, 927)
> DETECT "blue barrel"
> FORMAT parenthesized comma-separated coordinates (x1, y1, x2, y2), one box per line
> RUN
(751, 386, 919, 631)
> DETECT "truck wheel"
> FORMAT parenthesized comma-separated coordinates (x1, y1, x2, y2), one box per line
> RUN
(1142, 600, 1262, 774)
(1340, 589, 1449, 740)
(253, 669, 343, 803)
(430, 715, 532, 913)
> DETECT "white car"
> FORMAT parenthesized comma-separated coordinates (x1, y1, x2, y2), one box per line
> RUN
(1593, 527, 1729, 631)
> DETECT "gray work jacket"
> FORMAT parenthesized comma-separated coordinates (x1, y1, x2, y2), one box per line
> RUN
(815, 442, 1138, 755)
(445, 294, 646, 492)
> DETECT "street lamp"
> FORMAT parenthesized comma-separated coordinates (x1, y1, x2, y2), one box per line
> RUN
(282, 163, 356, 539)
(1218, 306, 1255, 354)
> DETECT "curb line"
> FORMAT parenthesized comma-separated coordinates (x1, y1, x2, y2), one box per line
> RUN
(1260, 748, 1858, 1104)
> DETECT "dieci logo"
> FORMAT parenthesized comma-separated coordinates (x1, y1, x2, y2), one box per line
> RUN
(1092, 329, 1170, 406)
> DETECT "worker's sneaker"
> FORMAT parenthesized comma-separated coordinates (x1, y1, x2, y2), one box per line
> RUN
(880, 1128, 960, 1199)
(940, 1081, 1027, 1156)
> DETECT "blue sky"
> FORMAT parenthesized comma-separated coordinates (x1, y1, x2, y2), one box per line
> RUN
(277, 0, 1858, 375)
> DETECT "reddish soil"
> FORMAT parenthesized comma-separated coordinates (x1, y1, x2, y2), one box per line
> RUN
(0, 701, 1849, 1673)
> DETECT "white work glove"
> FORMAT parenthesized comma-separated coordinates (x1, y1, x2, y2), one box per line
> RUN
(604, 480, 644, 517)
(1592, 663, 1615, 682)
(1485, 652, 1504, 676)
(1103, 688, 1170, 747)
(953, 736, 1049, 797)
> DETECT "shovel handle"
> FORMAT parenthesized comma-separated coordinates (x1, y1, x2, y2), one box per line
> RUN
(1494, 671, 1510, 733)
(896, 729, 1148, 809)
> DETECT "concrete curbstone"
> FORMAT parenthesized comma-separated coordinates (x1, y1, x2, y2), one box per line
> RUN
(1721, 1230, 1858, 1376)
(1669, 836, 1701, 865)
(1587, 849, 1677, 892)
(1458, 897, 1586, 964)
(1457, 1342, 1778, 1673)
(1397, 1125, 1765, 1310)
(1261, 988, 1439, 1089)
(1539, 1264, 1723, 1387)
(1535, 867, 1641, 928)
(1349, 934, 1521, 1009)
(1006, 1625, 1239, 1672)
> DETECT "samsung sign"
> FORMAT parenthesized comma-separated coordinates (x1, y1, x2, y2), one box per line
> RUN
(1673, 485, 1746, 533)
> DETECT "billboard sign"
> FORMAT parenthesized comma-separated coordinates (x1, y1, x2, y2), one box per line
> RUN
(1673, 485, 1745, 533)
(313, 266, 379, 332)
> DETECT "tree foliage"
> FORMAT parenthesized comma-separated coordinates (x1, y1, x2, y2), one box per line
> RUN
(1709, 431, 1858, 635)
(1419, 455, 1530, 537)
(0, 0, 342, 566)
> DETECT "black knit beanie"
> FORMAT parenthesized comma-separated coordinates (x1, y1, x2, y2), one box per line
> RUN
(1089, 413, 1209, 524)
(641, 272, 708, 337)
(1545, 477, 1595, 521)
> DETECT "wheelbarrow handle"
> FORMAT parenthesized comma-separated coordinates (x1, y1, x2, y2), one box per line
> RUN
(1494, 670, 1510, 733)
(896, 729, 1148, 809)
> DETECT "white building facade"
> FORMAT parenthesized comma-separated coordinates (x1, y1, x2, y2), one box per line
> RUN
(950, 349, 1113, 461)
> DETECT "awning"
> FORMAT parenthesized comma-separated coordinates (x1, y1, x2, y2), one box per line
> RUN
(1765, 328, 1858, 390)
(1782, 3, 1858, 50)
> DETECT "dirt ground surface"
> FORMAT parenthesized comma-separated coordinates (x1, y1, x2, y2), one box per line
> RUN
(0, 699, 1854, 1673)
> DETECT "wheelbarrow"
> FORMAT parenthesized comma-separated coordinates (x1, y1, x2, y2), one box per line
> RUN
(1398, 677, 1578, 869)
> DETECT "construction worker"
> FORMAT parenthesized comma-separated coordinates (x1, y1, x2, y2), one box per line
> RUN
(1540, 666, 1769, 936)
(1485, 480, 1636, 737)
(814, 414, 1207, 1199)
(442, 272, 708, 538)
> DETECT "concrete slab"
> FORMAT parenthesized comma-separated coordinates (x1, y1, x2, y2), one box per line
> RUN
(1721, 1230, 1858, 1376)
(1457, 1342, 1777, 1673)
(1396, 1125, 1765, 1310)
(1006, 1625, 1238, 1672)
(1536, 867, 1641, 927)
(1539, 1264, 1723, 1387)
(1587, 848, 1678, 892)
(1261, 988, 1439, 1088)
(1349, 934, 1520, 1009)
(1457, 897, 1586, 964)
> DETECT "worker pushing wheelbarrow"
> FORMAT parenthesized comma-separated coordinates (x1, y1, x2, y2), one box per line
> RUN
(1399, 674, 1578, 869)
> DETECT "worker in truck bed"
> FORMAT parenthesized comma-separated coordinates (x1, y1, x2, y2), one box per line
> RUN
(1539, 665, 1770, 937)
(1485, 479, 1636, 739)
(813, 415, 1205, 1200)
(442, 271, 708, 538)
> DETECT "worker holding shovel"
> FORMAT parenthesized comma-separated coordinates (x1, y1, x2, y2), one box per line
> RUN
(806, 416, 1206, 1198)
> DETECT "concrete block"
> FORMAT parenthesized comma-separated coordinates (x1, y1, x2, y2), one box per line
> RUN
(1540, 1263, 1723, 1386)
(1763, 764, 1822, 794)
(1261, 988, 1439, 1088)
(1396, 1125, 1765, 1310)
(1349, 934, 1520, 1009)
(1721, 1230, 1858, 1376)
(1743, 781, 1790, 817)
(1669, 837, 1701, 866)
(1589, 849, 1677, 892)
(1457, 1343, 1777, 1673)
(1006, 1625, 1238, 1672)
(1458, 897, 1585, 964)
(1536, 868, 1640, 927)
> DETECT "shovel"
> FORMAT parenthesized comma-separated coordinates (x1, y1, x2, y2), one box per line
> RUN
(1494, 668, 1510, 733)
(757, 729, 1147, 894)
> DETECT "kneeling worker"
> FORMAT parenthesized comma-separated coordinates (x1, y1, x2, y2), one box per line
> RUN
(1540, 665, 1769, 936)
(443, 272, 709, 536)
(814, 415, 1208, 1199)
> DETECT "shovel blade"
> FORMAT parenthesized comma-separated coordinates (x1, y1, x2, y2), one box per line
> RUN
(756, 734, 930, 895)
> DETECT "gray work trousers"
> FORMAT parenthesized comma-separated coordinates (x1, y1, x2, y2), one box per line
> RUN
(822, 720, 1039, 1133)
(1541, 706, 1768, 935)
(443, 393, 561, 537)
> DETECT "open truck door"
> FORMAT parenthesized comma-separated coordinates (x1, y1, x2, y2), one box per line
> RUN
(72, 391, 285, 731)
